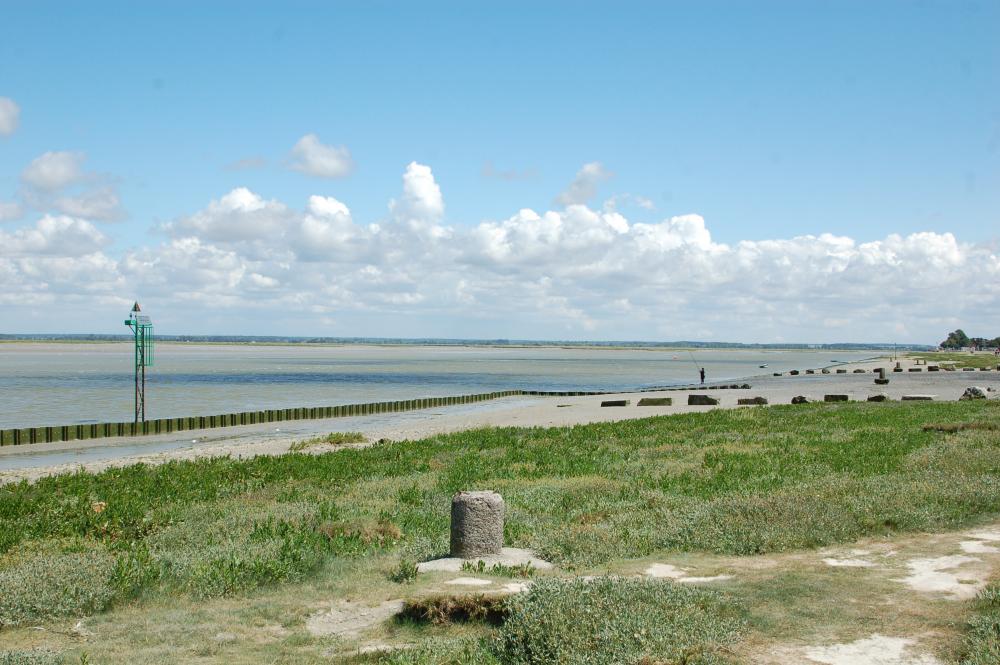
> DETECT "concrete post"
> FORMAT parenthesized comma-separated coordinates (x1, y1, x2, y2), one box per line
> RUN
(450, 491, 504, 558)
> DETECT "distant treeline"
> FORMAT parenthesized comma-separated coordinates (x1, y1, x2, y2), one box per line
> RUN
(0, 333, 933, 351)
(940, 329, 1000, 349)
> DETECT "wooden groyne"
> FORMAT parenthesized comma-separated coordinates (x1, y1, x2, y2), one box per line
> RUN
(0, 383, 755, 447)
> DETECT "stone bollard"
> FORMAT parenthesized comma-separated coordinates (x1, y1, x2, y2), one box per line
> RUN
(451, 491, 504, 558)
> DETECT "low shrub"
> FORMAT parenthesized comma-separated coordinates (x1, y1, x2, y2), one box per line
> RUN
(0, 550, 116, 626)
(493, 577, 745, 664)
(960, 583, 1000, 665)
(400, 594, 507, 625)
(0, 651, 65, 665)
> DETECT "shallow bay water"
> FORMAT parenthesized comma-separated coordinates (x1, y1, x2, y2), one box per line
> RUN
(0, 342, 877, 429)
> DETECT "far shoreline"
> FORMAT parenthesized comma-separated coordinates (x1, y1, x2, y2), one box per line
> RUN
(0, 337, 932, 353)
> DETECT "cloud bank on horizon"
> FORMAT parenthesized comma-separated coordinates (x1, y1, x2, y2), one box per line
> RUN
(0, 102, 996, 344)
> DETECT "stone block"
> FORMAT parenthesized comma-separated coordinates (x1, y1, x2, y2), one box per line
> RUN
(867, 394, 889, 402)
(928, 366, 939, 372)
(960, 387, 987, 400)
(791, 395, 809, 404)
(806, 369, 815, 374)
(824, 394, 849, 402)
(874, 378, 890, 385)
(451, 491, 504, 558)
(893, 368, 903, 372)
(773, 372, 782, 376)
(908, 368, 922, 372)
(688, 394, 720, 406)
(601, 400, 630, 407)
(901, 395, 935, 401)
(964, 368, 976, 372)
(790, 370, 800, 375)
(637, 397, 672, 406)
(853, 369, 866, 373)
(821, 369, 830, 374)
(737, 397, 768, 405)
(837, 369, 848, 374)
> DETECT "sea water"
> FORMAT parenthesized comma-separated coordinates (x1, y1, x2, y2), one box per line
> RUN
(0, 342, 876, 429)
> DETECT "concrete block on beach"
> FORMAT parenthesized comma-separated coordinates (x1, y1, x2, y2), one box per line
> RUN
(836, 369, 847, 374)
(853, 369, 866, 373)
(773, 372, 782, 376)
(600, 400, 630, 407)
(688, 394, 720, 406)
(909, 368, 922, 372)
(738, 397, 768, 405)
(821, 368, 830, 374)
(451, 491, 504, 558)
(637, 397, 672, 406)
(806, 369, 815, 374)
(824, 395, 849, 402)
(867, 394, 889, 402)
(963, 368, 976, 372)
(791, 395, 809, 404)
(901, 395, 935, 401)
(928, 366, 939, 372)
(790, 370, 800, 375)
(960, 387, 987, 401)
(874, 378, 890, 385)
(893, 368, 903, 372)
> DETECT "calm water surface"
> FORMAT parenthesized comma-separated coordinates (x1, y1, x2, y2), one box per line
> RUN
(0, 343, 877, 428)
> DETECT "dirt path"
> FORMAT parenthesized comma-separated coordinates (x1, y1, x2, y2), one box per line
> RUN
(287, 519, 1000, 661)
(628, 523, 1000, 664)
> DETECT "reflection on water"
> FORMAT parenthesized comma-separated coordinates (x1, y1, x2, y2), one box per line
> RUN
(0, 343, 876, 428)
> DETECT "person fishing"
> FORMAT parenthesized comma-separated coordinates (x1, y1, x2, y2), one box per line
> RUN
(699, 367, 705, 384)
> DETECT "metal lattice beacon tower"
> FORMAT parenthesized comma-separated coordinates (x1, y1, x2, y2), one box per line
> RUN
(124, 302, 154, 424)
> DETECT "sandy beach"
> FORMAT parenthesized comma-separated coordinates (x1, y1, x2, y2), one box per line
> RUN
(2, 354, 996, 485)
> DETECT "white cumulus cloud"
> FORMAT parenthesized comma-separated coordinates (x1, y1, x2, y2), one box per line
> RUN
(0, 97, 19, 136)
(289, 134, 355, 178)
(19, 151, 124, 221)
(0, 200, 23, 222)
(21, 151, 86, 191)
(556, 161, 613, 206)
(2, 159, 998, 343)
(0, 215, 109, 257)
(165, 187, 293, 244)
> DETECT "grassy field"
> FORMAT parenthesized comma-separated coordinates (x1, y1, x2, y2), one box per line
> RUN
(911, 351, 1000, 369)
(2, 400, 1000, 663)
(959, 581, 1000, 665)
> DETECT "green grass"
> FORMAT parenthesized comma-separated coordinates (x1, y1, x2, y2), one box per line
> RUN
(910, 352, 999, 369)
(960, 582, 1000, 665)
(369, 578, 744, 664)
(2, 401, 1000, 630)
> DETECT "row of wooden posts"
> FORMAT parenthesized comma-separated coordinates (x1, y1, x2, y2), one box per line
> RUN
(0, 389, 630, 447)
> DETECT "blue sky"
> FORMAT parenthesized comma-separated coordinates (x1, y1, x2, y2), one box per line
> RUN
(1, 1, 998, 342)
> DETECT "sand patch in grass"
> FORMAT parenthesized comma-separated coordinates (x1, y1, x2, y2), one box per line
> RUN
(803, 634, 943, 665)
(898, 555, 985, 600)
(305, 599, 403, 638)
